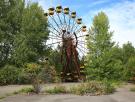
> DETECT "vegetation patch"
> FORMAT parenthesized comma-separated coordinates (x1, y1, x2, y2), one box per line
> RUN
(46, 85, 67, 94)
(45, 81, 115, 95)
(70, 81, 115, 95)
(130, 87, 135, 92)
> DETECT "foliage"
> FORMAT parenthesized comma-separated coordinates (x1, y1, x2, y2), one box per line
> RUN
(18, 87, 34, 94)
(24, 63, 44, 93)
(127, 56, 135, 80)
(0, 0, 49, 68)
(0, 0, 25, 67)
(130, 87, 135, 92)
(0, 65, 20, 85)
(11, 2, 49, 66)
(48, 47, 62, 74)
(40, 61, 60, 83)
(86, 12, 124, 81)
(46, 85, 67, 94)
(70, 81, 115, 95)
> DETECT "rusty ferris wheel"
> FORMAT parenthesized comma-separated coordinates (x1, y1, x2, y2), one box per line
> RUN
(44, 6, 88, 82)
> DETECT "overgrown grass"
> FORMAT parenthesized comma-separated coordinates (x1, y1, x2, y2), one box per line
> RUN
(0, 87, 34, 100)
(70, 81, 115, 95)
(17, 87, 34, 94)
(0, 93, 17, 100)
(130, 87, 135, 92)
(46, 85, 67, 94)
(45, 81, 115, 95)
(0, 96, 6, 100)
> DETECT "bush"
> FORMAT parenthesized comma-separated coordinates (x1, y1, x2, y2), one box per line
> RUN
(24, 63, 45, 94)
(130, 87, 135, 92)
(127, 56, 135, 80)
(0, 65, 20, 85)
(18, 87, 34, 93)
(70, 81, 115, 95)
(46, 85, 67, 94)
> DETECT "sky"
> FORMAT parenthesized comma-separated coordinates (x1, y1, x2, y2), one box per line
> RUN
(31, 0, 135, 47)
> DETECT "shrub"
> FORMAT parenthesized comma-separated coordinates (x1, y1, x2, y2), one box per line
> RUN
(24, 63, 43, 94)
(70, 81, 115, 95)
(130, 87, 135, 92)
(18, 87, 34, 93)
(46, 85, 66, 94)
(0, 65, 20, 85)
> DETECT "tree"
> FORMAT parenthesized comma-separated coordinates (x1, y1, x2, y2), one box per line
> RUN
(121, 42, 135, 80)
(0, 0, 49, 67)
(86, 12, 123, 80)
(11, 3, 49, 66)
(122, 42, 135, 64)
(0, 0, 24, 67)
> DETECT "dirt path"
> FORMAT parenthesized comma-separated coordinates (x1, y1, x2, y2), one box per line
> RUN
(0, 85, 31, 97)
(0, 83, 135, 102)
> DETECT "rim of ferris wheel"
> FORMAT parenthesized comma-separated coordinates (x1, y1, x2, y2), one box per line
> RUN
(56, 5, 62, 13)
(76, 18, 82, 24)
(64, 7, 69, 14)
(48, 7, 55, 15)
(71, 12, 76, 18)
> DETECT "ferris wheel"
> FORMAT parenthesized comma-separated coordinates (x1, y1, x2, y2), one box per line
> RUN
(44, 6, 88, 81)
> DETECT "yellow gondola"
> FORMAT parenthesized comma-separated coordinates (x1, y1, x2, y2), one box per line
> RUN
(56, 5, 62, 13)
(48, 7, 55, 15)
(64, 7, 69, 14)
(82, 26, 86, 32)
(76, 18, 82, 24)
(71, 12, 76, 18)
(44, 13, 48, 17)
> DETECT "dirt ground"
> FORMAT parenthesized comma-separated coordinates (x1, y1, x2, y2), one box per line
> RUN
(0, 83, 135, 102)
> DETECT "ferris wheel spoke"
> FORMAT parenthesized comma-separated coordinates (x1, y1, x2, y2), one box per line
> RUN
(56, 12, 64, 29)
(48, 23, 61, 35)
(46, 41, 62, 46)
(49, 29, 61, 37)
(68, 16, 71, 31)
(77, 43, 87, 50)
(48, 36, 62, 40)
(77, 41, 87, 45)
(75, 26, 82, 33)
(77, 47, 86, 55)
(49, 15, 62, 32)
(49, 34, 61, 39)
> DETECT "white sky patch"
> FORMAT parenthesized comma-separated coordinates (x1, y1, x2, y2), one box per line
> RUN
(83, 0, 135, 47)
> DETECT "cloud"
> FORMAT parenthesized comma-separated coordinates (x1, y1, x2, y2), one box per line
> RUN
(87, 0, 110, 8)
(106, 1, 135, 46)
(83, 0, 135, 46)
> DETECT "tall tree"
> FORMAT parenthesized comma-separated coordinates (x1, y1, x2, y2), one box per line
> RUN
(11, 3, 49, 66)
(86, 12, 123, 80)
(0, 0, 24, 67)
(0, 0, 49, 67)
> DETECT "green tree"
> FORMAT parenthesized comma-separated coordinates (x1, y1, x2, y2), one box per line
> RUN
(122, 42, 135, 80)
(12, 3, 49, 66)
(0, 0, 49, 67)
(122, 42, 135, 64)
(86, 12, 123, 80)
(0, 0, 24, 67)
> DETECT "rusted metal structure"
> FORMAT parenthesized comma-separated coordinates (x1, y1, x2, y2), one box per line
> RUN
(44, 6, 88, 81)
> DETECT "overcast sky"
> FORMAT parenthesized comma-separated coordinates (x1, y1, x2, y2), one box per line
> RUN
(31, 0, 135, 47)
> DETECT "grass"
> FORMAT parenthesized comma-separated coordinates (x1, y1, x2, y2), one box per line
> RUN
(0, 96, 6, 100)
(130, 87, 135, 92)
(0, 93, 15, 100)
(45, 81, 115, 95)
(46, 85, 67, 94)
(18, 87, 34, 93)
(0, 87, 33, 100)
